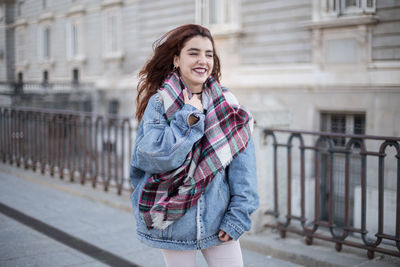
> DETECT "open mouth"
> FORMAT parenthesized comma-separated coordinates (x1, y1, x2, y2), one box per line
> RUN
(193, 68, 207, 74)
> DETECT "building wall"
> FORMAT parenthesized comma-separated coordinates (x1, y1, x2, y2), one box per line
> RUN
(2, 0, 399, 173)
(2, 2, 15, 82)
(240, 0, 312, 65)
(372, 0, 400, 60)
(0, 3, 7, 81)
(3, 1, 400, 87)
(135, 0, 196, 67)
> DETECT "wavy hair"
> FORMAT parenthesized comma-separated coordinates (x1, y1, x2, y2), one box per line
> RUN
(135, 24, 221, 122)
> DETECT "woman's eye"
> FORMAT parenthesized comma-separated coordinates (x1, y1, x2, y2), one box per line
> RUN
(206, 54, 213, 58)
(189, 53, 198, 56)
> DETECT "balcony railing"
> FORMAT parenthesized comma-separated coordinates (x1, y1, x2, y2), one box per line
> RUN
(263, 128, 399, 259)
(0, 81, 95, 95)
(0, 106, 137, 194)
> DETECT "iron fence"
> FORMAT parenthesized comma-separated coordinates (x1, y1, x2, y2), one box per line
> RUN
(0, 106, 137, 194)
(263, 128, 400, 259)
(1, 105, 399, 259)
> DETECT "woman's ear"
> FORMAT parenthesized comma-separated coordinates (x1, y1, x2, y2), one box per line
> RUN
(173, 55, 179, 68)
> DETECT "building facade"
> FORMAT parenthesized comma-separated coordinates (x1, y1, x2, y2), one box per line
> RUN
(1, 0, 399, 234)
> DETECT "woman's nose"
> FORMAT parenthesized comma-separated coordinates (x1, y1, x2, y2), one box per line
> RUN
(198, 54, 206, 64)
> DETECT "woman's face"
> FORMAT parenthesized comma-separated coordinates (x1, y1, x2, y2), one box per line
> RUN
(174, 35, 214, 92)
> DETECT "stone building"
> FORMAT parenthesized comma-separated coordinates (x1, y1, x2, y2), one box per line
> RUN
(1, 0, 399, 235)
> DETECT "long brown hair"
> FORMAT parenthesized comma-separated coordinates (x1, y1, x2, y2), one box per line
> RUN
(135, 24, 221, 122)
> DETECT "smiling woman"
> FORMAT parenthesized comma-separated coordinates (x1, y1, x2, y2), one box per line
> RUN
(173, 36, 214, 94)
(130, 24, 259, 267)
(135, 24, 221, 123)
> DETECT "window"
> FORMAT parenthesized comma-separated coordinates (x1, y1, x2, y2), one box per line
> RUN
(43, 27, 50, 58)
(72, 23, 78, 56)
(107, 15, 117, 52)
(311, 0, 377, 68)
(108, 100, 119, 114)
(324, 0, 376, 17)
(103, 9, 122, 57)
(16, 29, 26, 64)
(353, 114, 365, 135)
(17, 1, 23, 17)
(66, 19, 84, 60)
(320, 112, 366, 147)
(83, 100, 92, 112)
(16, 72, 24, 94)
(196, 0, 240, 34)
(209, 0, 230, 25)
(39, 26, 51, 60)
(319, 112, 365, 226)
(18, 72, 23, 84)
(0, 6, 4, 22)
(72, 68, 79, 84)
(42, 70, 49, 84)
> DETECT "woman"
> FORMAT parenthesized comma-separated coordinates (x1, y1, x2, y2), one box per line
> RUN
(130, 24, 259, 267)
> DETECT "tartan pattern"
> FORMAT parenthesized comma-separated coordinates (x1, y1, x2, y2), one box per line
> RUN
(138, 72, 253, 230)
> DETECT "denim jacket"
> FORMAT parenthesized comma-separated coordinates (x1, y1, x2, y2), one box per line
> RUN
(129, 92, 259, 250)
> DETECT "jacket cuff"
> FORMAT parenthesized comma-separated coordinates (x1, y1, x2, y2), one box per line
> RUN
(182, 104, 205, 129)
(219, 217, 245, 240)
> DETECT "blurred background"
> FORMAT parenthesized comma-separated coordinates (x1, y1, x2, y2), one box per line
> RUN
(0, 0, 399, 262)
(0, 0, 398, 130)
(0, 0, 399, 132)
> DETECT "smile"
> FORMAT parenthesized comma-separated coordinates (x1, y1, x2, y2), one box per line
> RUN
(193, 68, 207, 74)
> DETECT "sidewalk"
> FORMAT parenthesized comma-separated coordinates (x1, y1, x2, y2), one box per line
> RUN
(0, 163, 399, 267)
(0, 163, 296, 267)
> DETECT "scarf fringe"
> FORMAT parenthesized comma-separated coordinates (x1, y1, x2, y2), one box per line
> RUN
(151, 212, 174, 230)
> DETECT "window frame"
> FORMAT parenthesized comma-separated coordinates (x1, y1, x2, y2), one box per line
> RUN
(17, 1, 23, 17)
(38, 24, 51, 60)
(323, 0, 376, 18)
(195, 0, 241, 35)
(44, 27, 50, 59)
(102, 6, 123, 59)
(66, 17, 85, 61)
(15, 28, 26, 64)
(320, 112, 366, 148)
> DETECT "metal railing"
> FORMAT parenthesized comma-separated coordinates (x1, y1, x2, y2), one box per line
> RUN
(0, 106, 137, 194)
(1, 105, 399, 259)
(263, 128, 400, 259)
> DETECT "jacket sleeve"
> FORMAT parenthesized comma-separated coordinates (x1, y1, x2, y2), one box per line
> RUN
(219, 137, 259, 240)
(131, 93, 205, 174)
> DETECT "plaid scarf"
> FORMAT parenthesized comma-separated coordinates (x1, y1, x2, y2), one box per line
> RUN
(139, 72, 254, 230)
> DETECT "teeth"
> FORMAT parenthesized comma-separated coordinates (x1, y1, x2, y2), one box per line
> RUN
(194, 68, 206, 73)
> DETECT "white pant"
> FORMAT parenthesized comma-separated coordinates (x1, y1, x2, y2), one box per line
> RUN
(161, 240, 243, 267)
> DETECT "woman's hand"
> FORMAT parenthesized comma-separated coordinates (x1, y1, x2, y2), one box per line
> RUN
(183, 89, 202, 111)
(183, 89, 203, 125)
(218, 230, 232, 242)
